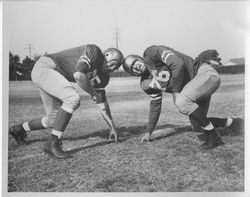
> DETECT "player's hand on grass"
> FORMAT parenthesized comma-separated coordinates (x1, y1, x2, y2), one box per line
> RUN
(141, 133, 151, 143)
(109, 128, 118, 143)
(91, 94, 102, 104)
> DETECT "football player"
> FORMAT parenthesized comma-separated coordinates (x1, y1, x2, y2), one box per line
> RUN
(9, 44, 124, 159)
(123, 45, 243, 149)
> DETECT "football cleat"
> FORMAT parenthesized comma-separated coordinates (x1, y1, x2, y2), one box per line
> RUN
(197, 132, 206, 141)
(229, 118, 244, 136)
(44, 135, 73, 160)
(201, 129, 224, 149)
(198, 128, 226, 141)
(9, 124, 28, 146)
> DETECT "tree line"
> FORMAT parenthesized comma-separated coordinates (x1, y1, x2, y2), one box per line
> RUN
(9, 51, 133, 81)
(9, 52, 40, 81)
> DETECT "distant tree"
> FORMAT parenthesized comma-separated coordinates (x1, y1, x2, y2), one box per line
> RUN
(9, 52, 22, 80)
(22, 56, 36, 80)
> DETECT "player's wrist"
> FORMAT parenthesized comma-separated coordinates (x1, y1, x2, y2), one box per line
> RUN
(90, 90, 97, 98)
(90, 94, 95, 99)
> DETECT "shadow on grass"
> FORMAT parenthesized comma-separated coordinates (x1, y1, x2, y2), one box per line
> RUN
(25, 123, 193, 145)
(65, 139, 116, 154)
(25, 117, 244, 147)
(8, 124, 195, 158)
(150, 125, 193, 142)
(64, 124, 193, 154)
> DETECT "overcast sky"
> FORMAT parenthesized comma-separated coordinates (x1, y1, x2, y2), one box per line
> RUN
(3, 0, 249, 63)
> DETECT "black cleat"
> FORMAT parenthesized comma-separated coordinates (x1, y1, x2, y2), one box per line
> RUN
(200, 131, 209, 147)
(198, 128, 225, 141)
(229, 118, 244, 136)
(44, 136, 73, 160)
(197, 132, 207, 141)
(201, 129, 224, 149)
(9, 124, 28, 146)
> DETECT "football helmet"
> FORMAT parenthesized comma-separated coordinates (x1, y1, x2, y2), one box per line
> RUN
(123, 55, 146, 76)
(103, 48, 124, 72)
(196, 50, 222, 66)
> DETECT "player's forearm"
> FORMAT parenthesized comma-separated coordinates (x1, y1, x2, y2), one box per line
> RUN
(97, 102, 115, 129)
(146, 98, 162, 135)
(169, 64, 185, 92)
(74, 72, 97, 97)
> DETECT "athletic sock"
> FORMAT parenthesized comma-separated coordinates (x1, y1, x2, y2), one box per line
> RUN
(53, 107, 73, 132)
(22, 122, 31, 132)
(189, 107, 210, 127)
(26, 117, 47, 131)
(52, 129, 63, 139)
(201, 122, 214, 131)
(225, 118, 233, 127)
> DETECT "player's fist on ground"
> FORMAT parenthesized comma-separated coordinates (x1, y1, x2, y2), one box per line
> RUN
(141, 133, 151, 143)
(109, 128, 118, 143)
(91, 94, 102, 104)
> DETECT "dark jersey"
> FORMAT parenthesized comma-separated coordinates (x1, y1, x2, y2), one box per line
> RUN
(143, 45, 195, 93)
(140, 69, 162, 101)
(140, 69, 163, 136)
(47, 44, 109, 89)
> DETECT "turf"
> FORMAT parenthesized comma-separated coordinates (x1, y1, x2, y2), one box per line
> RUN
(8, 74, 244, 192)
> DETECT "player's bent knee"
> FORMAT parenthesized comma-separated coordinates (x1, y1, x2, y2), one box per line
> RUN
(175, 95, 186, 109)
(175, 95, 192, 115)
(70, 94, 81, 110)
(62, 93, 81, 113)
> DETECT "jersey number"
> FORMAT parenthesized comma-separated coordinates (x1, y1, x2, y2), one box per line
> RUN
(149, 78, 161, 89)
(149, 70, 170, 90)
(152, 70, 170, 82)
(89, 69, 101, 85)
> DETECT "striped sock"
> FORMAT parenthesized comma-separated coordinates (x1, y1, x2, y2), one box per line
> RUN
(52, 129, 63, 139)
(22, 122, 31, 132)
(201, 122, 214, 131)
(225, 118, 233, 127)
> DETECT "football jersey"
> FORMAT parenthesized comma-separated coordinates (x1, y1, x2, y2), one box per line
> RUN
(140, 69, 162, 101)
(143, 45, 195, 93)
(47, 44, 109, 89)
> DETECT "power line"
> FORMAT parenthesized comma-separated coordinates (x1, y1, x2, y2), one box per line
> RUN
(25, 44, 35, 59)
(113, 27, 120, 49)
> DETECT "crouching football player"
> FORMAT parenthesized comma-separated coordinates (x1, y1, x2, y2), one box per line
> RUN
(9, 44, 124, 159)
(123, 45, 243, 149)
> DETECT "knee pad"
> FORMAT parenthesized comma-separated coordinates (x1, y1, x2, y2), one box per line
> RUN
(62, 93, 80, 113)
(175, 94, 198, 115)
(41, 115, 56, 128)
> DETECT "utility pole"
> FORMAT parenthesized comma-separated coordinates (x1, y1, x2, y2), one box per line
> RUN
(25, 44, 35, 59)
(113, 27, 120, 49)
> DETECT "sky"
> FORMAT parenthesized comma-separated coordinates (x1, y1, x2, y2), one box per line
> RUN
(3, 0, 249, 63)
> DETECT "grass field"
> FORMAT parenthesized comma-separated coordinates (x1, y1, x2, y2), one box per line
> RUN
(8, 74, 245, 192)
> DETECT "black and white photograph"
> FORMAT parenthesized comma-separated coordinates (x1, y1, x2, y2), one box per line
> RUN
(1, 0, 249, 195)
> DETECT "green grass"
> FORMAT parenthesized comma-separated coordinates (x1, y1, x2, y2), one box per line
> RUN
(8, 74, 245, 192)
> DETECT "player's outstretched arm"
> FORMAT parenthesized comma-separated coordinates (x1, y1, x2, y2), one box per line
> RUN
(141, 95, 162, 142)
(97, 101, 118, 143)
